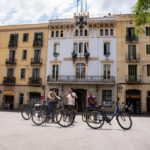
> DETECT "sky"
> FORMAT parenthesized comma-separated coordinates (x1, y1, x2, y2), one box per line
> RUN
(0, 0, 138, 25)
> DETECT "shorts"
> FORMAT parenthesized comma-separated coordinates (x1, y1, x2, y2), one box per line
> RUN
(67, 105, 74, 111)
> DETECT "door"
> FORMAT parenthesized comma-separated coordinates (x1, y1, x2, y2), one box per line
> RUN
(147, 98, 150, 113)
(128, 45, 136, 60)
(52, 65, 59, 80)
(103, 65, 111, 82)
(9, 51, 15, 63)
(76, 63, 85, 81)
(7, 69, 14, 78)
(128, 65, 137, 82)
(34, 50, 41, 63)
(33, 69, 39, 78)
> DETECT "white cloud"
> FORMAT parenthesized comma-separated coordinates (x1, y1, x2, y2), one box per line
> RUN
(0, 0, 138, 25)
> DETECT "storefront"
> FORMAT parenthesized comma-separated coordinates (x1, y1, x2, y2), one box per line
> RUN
(126, 90, 141, 114)
(4, 91, 14, 110)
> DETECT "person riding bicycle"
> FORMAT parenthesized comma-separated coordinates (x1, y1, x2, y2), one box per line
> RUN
(47, 87, 61, 122)
(87, 92, 96, 107)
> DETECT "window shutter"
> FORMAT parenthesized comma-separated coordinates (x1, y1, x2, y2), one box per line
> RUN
(133, 45, 136, 59)
(147, 45, 150, 54)
(27, 33, 29, 41)
(104, 43, 106, 55)
(128, 45, 131, 59)
(23, 34, 25, 41)
(41, 32, 43, 41)
(9, 34, 12, 45)
(126, 27, 129, 35)
(16, 34, 18, 46)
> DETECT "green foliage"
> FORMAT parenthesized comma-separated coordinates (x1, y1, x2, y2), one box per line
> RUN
(131, 0, 150, 35)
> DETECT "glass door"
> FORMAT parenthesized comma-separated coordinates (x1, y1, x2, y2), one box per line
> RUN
(128, 65, 137, 82)
(104, 65, 111, 82)
(76, 63, 85, 81)
(9, 51, 15, 63)
(34, 50, 41, 63)
(128, 45, 136, 60)
(52, 65, 59, 80)
(7, 69, 14, 78)
(32, 69, 39, 79)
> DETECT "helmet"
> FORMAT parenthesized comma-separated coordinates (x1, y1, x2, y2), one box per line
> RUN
(50, 87, 54, 91)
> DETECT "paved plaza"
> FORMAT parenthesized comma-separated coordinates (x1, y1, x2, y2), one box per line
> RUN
(0, 111, 150, 150)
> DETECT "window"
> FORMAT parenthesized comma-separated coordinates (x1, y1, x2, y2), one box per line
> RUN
(89, 30, 92, 36)
(73, 43, 78, 53)
(84, 43, 89, 53)
(23, 33, 28, 42)
(54, 44, 60, 55)
(67, 30, 69, 37)
(102, 90, 112, 107)
(85, 30, 87, 36)
(9, 34, 18, 46)
(100, 29, 103, 36)
(32, 69, 40, 78)
(56, 31, 59, 37)
(79, 43, 83, 54)
(34, 32, 43, 45)
(147, 65, 150, 76)
(103, 65, 111, 81)
(60, 30, 63, 37)
(105, 29, 108, 36)
(22, 50, 27, 59)
(146, 27, 150, 36)
(94, 29, 96, 37)
(7, 69, 14, 77)
(76, 30, 78, 36)
(34, 50, 41, 62)
(51, 31, 54, 37)
(146, 45, 150, 54)
(104, 43, 110, 56)
(71, 30, 73, 37)
(148, 91, 150, 97)
(76, 63, 85, 79)
(128, 65, 137, 82)
(21, 69, 26, 79)
(52, 65, 59, 79)
(19, 94, 24, 105)
(80, 30, 83, 36)
(9, 51, 15, 63)
(110, 29, 113, 36)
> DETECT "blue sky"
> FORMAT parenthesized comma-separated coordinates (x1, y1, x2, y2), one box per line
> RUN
(0, 0, 138, 25)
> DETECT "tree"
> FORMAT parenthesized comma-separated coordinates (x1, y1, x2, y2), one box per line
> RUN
(132, 0, 150, 35)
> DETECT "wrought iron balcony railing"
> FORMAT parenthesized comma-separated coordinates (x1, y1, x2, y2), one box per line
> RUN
(31, 58, 42, 65)
(125, 54, 140, 61)
(126, 35, 138, 42)
(3, 77, 16, 85)
(8, 41, 18, 47)
(47, 75, 115, 83)
(33, 40, 43, 47)
(53, 53, 59, 57)
(5, 59, 17, 65)
(28, 78, 42, 85)
(125, 75, 141, 83)
(84, 53, 90, 62)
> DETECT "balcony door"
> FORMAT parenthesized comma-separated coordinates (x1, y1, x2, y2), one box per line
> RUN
(32, 69, 40, 79)
(103, 65, 111, 82)
(9, 51, 15, 63)
(128, 65, 137, 82)
(76, 63, 85, 81)
(7, 69, 14, 78)
(128, 45, 136, 60)
(34, 50, 41, 63)
(52, 65, 59, 80)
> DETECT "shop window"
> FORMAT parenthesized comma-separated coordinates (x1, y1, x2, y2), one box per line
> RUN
(60, 30, 63, 37)
(146, 45, 150, 54)
(56, 31, 59, 37)
(147, 65, 150, 76)
(76, 30, 78, 36)
(100, 29, 103, 36)
(51, 31, 54, 37)
(105, 29, 108, 36)
(102, 90, 112, 107)
(110, 29, 113, 36)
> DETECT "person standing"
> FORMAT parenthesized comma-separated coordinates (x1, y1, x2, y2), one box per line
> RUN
(64, 88, 75, 122)
(87, 92, 96, 107)
(47, 87, 60, 122)
(125, 104, 128, 112)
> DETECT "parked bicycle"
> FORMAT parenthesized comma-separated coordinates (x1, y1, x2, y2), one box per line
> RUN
(86, 98, 132, 130)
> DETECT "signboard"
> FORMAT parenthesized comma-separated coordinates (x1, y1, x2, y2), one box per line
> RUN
(41, 96, 43, 100)
(102, 101, 112, 107)
(4, 91, 14, 96)
(126, 95, 140, 99)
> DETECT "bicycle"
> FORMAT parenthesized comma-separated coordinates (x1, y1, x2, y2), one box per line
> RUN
(21, 100, 36, 120)
(86, 98, 132, 130)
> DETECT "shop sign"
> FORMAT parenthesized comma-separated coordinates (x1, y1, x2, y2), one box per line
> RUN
(4, 91, 14, 96)
(126, 95, 140, 99)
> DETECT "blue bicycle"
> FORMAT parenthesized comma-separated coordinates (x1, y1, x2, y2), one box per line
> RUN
(86, 98, 132, 130)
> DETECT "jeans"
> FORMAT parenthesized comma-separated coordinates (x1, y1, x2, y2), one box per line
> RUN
(49, 102, 56, 122)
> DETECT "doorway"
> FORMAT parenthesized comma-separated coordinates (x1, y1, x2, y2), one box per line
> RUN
(147, 98, 150, 113)
(29, 92, 41, 103)
(74, 89, 87, 111)
(5, 96, 14, 110)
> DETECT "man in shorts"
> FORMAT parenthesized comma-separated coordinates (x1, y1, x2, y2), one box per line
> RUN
(64, 88, 75, 121)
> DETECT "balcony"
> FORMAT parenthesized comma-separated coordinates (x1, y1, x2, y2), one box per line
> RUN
(28, 78, 42, 85)
(125, 75, 141, 83)
(47, 75, 115, 84)
(125, 54, 140, 61)
(31, 58, 42, 65)
(126, 35, 138, 42)
(8, 41, 18, 47)
(33, 40, 43, 47)
(5, 59, 17, 65)
(3, 77, 16, 85)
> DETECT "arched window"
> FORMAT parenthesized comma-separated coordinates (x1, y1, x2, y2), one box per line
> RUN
(104, 43, 110, 56)
(84, 43, 89, 53)
(89, 30, 92, 36)
(100, 29, 103, 36)
(76, 63, 85, 79)
(60, 30, 63, 37)
(76, 30, 78, 36)
(110, 29, 113, 36)
(80, 30, 83, 36)
(105, 29, 108, 36)
(56, 31, 59, 37)
(73, 43, 78, 53)
(51, 31, 54, 37)
(79, 43, 83, 53)
(53, 44, 60, 57)
(85, 30, 87, 36)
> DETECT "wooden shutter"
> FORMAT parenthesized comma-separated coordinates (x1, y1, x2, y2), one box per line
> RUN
(126, 27, 129, 35)
(16, 34, 18, 46)
(23, 34, 25, 41)
(147, 65, 150, 76)
(147, 45, 150, 54)
(9, 34, 12, 45)
(128, 45, 131, 59)
(104, 43, 106, 55)
(26, 33, 29, 41)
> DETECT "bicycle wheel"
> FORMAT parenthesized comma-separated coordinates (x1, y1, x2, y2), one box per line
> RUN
(117, 112, 132, 130)
(56, 109, 74, 127)
(32, 110, 46, 125)
(86, 111, 104, 129)
(82, 110, 88, 122)
(21, 107, 31, 120)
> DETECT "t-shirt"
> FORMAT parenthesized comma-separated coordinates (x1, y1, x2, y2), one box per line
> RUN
(88, 96, 96, 107)
(67, 93, 75, 105)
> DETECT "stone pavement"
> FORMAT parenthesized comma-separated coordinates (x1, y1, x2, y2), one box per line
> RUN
(0, 111, 150, 150)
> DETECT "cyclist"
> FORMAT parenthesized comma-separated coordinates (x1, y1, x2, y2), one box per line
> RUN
(47, 87, 61, 122)
(87, 92, 96, 107)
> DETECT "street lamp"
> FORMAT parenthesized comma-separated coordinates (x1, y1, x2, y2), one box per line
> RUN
(25, 64, 29, 70)
(142, 64, 147, 70)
